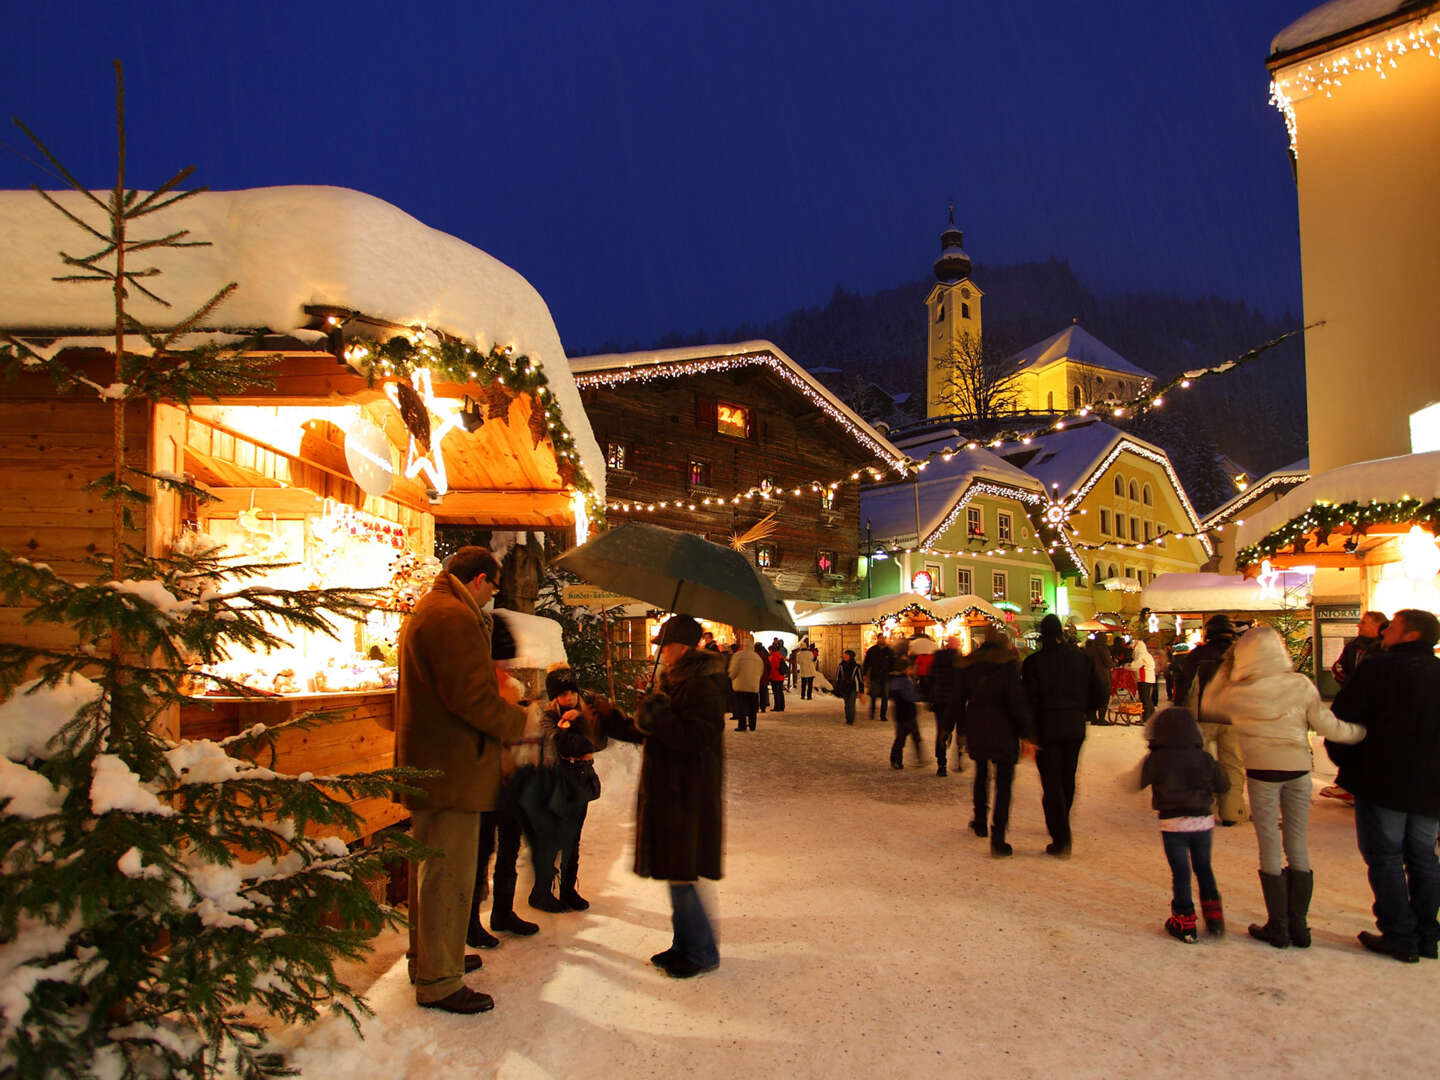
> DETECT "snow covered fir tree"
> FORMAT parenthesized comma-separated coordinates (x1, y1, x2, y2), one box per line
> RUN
(0, 65, 422, 1078)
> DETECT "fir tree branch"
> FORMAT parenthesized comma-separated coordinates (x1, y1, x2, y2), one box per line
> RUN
(126, 167, 199, 216)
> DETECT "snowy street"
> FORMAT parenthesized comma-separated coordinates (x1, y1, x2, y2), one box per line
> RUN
(269, 692, 1436, 1078)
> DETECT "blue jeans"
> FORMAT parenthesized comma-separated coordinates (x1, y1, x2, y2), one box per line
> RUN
(668, 883, 719, 966)
(1161, 829, 1219, 914)
(1354, 799, 1440, 950)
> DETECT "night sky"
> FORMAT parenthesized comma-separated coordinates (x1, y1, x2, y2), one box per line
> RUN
(5, 1, 1313, 352)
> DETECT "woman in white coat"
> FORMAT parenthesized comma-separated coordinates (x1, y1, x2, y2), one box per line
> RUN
(1204, 625, 1365, 948)
(1127, 639, 1158, 721)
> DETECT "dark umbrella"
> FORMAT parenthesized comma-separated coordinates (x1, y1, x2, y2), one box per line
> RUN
(554, 522, 798, 635)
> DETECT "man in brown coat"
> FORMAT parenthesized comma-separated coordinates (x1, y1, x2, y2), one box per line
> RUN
(397, 546, 526, 1014)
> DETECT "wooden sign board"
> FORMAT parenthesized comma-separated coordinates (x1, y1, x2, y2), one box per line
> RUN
(561, 584, 639, 607)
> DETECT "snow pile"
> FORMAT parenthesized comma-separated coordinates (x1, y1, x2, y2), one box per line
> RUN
(0, 185, 603, 497)
(492, 608, 569, 670)
(0, 675, 102, 762)
(89, 755, 175, 817)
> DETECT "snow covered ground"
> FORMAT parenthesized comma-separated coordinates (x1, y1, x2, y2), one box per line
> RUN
(260, 692, 1437, 1078)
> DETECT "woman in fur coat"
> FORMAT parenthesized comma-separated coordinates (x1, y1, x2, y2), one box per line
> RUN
(1204, 625, 1366, 948)
(593, 615, 727, 978)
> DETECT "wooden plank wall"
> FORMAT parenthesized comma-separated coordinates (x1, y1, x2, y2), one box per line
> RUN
(0, 399, 150, 653)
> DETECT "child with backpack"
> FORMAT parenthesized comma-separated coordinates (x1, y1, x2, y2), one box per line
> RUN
(1139, 706, 1230, 942)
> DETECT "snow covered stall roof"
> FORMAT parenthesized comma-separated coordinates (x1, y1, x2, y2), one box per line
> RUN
(794, 591, 1008, 628)
(0, 185, 605, 518)
(1140, 572, 1313, 614)
(569, 341, 909, 473)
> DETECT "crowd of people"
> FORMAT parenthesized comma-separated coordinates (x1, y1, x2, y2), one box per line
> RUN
(393, 546, 1440, 1015)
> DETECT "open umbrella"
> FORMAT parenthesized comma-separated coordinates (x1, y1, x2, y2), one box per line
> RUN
(554, 521, 798, 634)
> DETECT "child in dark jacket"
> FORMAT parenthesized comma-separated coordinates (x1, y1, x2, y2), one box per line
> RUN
(1139, 706, 1230, 942)
(527, 666, 602, 912)
(888, 661, 924, 770)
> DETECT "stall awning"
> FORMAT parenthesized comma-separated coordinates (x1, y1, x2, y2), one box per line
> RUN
(794, 591, 1007, 627)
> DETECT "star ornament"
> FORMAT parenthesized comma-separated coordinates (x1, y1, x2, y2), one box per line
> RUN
(384, 368, 463, 497)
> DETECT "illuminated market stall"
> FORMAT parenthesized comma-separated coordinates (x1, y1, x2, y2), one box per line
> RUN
(0, 186, 604, 841)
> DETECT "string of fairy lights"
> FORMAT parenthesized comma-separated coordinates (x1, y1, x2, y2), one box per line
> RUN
(1235, 497, 1440, 571)
(1270, 13, 1440, 153)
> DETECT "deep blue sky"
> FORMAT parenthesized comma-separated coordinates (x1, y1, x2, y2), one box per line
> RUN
(5, 1, 1311, 351)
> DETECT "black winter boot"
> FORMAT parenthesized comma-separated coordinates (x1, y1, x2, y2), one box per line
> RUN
(1286, 868, 1314, 948)
(528, 862, 568, 913)
(559, 858, 589, 911)
(1248, 870, 1289, 948)
(490, 873, 538, 935)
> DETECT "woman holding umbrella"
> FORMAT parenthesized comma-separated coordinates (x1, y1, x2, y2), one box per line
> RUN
(594, 615, 727, 978)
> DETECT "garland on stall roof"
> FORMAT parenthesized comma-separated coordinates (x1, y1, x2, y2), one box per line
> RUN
(344, 333, 599, 504)
(1235, 497, 1440, 571)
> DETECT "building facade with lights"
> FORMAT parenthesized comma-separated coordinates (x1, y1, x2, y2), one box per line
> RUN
(997, 420, 1213, 624)
(1226, 2, 1440, 653)
(1002, 324, 1155, 418)
(860, 434, 1077, 640)
(570, 342, 909, 606)
(1199, 459, 1310, 574)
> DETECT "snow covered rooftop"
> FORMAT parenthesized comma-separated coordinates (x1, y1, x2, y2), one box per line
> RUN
(1141, 572, 1312, 613)
(794, 590, 1007, 627)
(0, 185, 604, 493)
(1270, 0, 1417, 57)
(1004, 324, 1154, 381)
(1234, 449, 1440, 551)
(570, 341, 907, 472)
(862, 441, 1043, 545)
(1200, 459, 1311, 529)
(998, 421, 1137, 502)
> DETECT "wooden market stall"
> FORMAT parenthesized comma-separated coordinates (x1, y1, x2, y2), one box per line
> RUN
(794, 591, 1009, 678)
(0, 186, 605, 844)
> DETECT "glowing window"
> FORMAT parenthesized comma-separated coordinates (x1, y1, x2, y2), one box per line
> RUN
(1030, 576, 1044, 606)
(820, 487, 836, 511)
(688, 460, 711, 488)
(756, 542, 776, 568)
(997, 511, 1013, 542)
(967, 507, 983, 536)
(606, 442, 628, 470)
(992, 570, 1008, 602)
(957, 567, 972, 595)
(717, 401, 750, 439)
(817, 550, 837, 575)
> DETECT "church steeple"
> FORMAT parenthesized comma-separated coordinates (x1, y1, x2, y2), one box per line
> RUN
(933, 205, 972, 283)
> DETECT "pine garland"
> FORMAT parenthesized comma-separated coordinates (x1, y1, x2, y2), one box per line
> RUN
(1234, 497, 1440, 570)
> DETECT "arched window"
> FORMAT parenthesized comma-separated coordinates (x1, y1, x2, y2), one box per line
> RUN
(1142, 484, 1153, 506)
(1073, 386, 1082, 409)
(1128, 480, 1139, 501)
(1047, 390, 1054, 411)
(1114, 473, 1125, 496)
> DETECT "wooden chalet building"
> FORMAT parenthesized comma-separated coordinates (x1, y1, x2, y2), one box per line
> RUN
(570, 341, 908, 607)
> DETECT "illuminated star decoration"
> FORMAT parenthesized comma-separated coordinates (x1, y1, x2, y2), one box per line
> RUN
(384, 368, 463, 496)
(1255, 558, 1282, 602)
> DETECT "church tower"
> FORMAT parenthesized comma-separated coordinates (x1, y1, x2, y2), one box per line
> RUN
(924, 209, 984, 418)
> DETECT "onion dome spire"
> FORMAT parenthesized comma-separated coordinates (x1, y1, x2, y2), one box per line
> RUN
(934, 204, 971, 283)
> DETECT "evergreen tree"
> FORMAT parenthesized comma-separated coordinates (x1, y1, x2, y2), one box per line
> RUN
(0, 64, 423, 1079)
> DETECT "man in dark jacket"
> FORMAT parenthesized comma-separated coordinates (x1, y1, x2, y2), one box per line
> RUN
(596, 615, 727, 978)
(1082, 632, 1114, 725)
(1330, 608, 1440, 964)
(1022, 614, 1110, 857)
(1173, 613, 1246, 825)
(929, 637, 963, 776)
(959, 628, 1034, 856)
(863, 635, 895, 721)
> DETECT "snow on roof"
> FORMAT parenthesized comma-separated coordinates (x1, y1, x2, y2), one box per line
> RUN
(794, 591, 1006, 628)
(492, 609, 569, 670)
(1234, 449, 1440, 551)
(1200, 459, 1311, 529)
(1141, 573, 1312, 613)
(861, 443, 1043, 544)
(1004, 324, 1154, 381)
(570, 340, 907, 471)
(0, 185, 604, 495)
(1270, 0, 1415, 57)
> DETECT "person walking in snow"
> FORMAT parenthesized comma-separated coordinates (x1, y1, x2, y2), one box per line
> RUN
(1129, 638, 1158, 722)
(888, 659, 924, 769)
(959, 627, 1033, 857)
(863, 635, 895, 722)
(766, 640, 788, 712)
(753, 640, 770, 713)
(594, 615, 727, 978)
(1139, 706, 1230, 943)
(929, 636, 964, 776)
(1173, 614, 1246, 825)
(728, 635, 765, 731)
(833, 648, 862, 725)
(1082, 632, 1114, 725)
(793, 639, 819, 700)
(1203, 626, 1366, 949)
(1022, 614, 1109, 858)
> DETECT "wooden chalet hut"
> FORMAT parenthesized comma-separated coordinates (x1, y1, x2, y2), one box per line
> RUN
(570, 342, 909, 615)
(0, 186, 604, 842)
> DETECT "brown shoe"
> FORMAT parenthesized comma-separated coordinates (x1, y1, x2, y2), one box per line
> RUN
(419, 986, 495, 1014)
